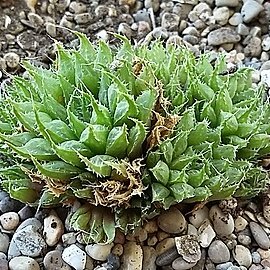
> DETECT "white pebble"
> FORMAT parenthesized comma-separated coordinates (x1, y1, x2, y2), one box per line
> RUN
(9, 256, 40, 270)
(85, 243, 114, 261)
(62, 244, 87, 270)
(0, 212, 19, 230)
(233, 245, 252, 268)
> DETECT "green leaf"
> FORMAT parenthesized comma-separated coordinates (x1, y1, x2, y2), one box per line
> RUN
(171, 155, 195, 170)
(177, 108, 195, 131)
(80, 125, 109, 154)
(33, 159, 82, 180)
(79, 154, 116, 177)
(237, 123, 258, 138)
(184, 187, 212, 203)
(8, 138, 56, 160)
(201, 102, 217, 127)
(169, 170, 187, 184)
(0, 132, 35, 147)
(187, 166, 206, 188)
(106, 125, 128, 158)
(152, 182, 170, 202)
(197, 82, 215, 100)
(188, 121, 208, 145)
(150, 160, 170, 185)
(53, 140, 93, 167)
(220, 111, 238, 136)
(44, 120, 77, 144)
(74, 52, 99, 96)
(172, 131, 188, 159)
(170, 183, 195, 202)
(146, 151, 161, 168)
(215, 88, 232, 113)
(213, 145, 237, 161)
(160, 139, 173, 164)
(89, 206, 104, 243)
(76, 32, 96, 62)
(102, 210, 116, 244)
(70, 204, 92, 231)
(248, 134, 270, 149)
(127, 119, 147, 160)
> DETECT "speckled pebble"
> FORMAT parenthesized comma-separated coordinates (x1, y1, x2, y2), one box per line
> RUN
(208, 240, 230, 264)
(43, 211, 64, 247)
(9, 256, 40, 270)
(43, 250, 71, 270)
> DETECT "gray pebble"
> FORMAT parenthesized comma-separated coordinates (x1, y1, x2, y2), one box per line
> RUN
(144, 0, 160, 12)
(208, 240, 230, 264)
(215, 0, 239, 7)
(0, 233, 10, 253)
(238, 234, 252, 246)
(0, 252, 8, 270)
(74, 13, 92, 24)
(161, 12, 180, 31)
(69, 1, 87, 13)
(233, 245, 252, 268)
(152, 27, 168, 39)
(227, 267, 241, 270)
(134, 9, 151, 24)
(156, 247, 179, 267)
(241, 0, 264, 23)
(251, 251, 261, 264)
(0, 197, 23, 213)
(27, 13, 44, 27)
(207, 27, 241, 46)
(236, 23, 250, 36)
(183, 35, 199, 45)
(43, 250, 71, 270)
(9, 256, 40, 270)
(3, 52, 20, 69)
(9, 225, 46, 259)
(250, 222, 270, 249)
(106, 253, 121, 270)
(172, 257, 197, 270)
(229, 13, 243, 26)
(216, 262, 234, 270)
(249, 265, 263, 270)
(243, 36, 262, 57)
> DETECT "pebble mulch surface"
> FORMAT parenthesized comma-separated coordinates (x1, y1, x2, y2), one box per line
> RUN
(0, 0, 270, 269)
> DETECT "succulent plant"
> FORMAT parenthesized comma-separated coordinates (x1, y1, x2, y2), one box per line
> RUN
(0, 33, 269, 243)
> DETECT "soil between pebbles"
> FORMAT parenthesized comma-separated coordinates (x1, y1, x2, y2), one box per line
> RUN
(0, 0, 270, 269)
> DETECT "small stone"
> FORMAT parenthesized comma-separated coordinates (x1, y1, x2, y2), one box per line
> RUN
(0, 212, 19, 231)
(118, 23, 133, 38)
(182, 26, 199, 36)
(9, 256, 40, 270)
(0, 252, 8, 270)
(74, 13, 91, 24)
(121, 241, 143, 270)
(193, 2, 211, 16)
(183, 35, 198, 45)
(261, 259, 270, 268)
(208, 240, 230, 264)
(143, 220, 158, 234)
(119, 0, 136, 7)
(86, 243, 114, 261)
(244, 37, 262, 57)
(241, 0, 264, 23)
(43, 211, 64, 247)
(161, 13, 180, 31)
(261, 52, 270, 62)
(250, 222, 270, 249)
(209, 205, 234, 236)
(233, 245, 252, 268)
(216, 262, 234, 270)
(189, 206, 209, 228)
(236, 23, 249, 36)
(156, 238, 175, 256)
(158, 207, 186, 234)
(257, 248, 270, 259)
(175, 235, 201, 263)
(213, 7, 230, 25)
(43, 250, 71, 270)
(0, 233, 9, 253)
(207, 28, 241, 46)
(112, 244, 124, 257)
(27, 13, 44, 27)
(152, 27, 168, 39)
(251, 251, 261, 264)
(142, 246, 157, 270)
(9, 225, 46, 259)
(134, 10, 151, 23)
(187, 224, 198, 236)
(261, 70, 270, 87)
(215, 0, 239, 7)
(18, 206, 35, 221)
(156, 246, 179, 267)
(262, 36, 270, 51)
(235, 216, 248, 232)
(106, 253, 120, 270)
(62, 233, 76, 246)
(238, 234, 252, 246)
(198, 219, 216, 248)
(229, 13, 243, 26)
(144, 0, 160, 12)
(172, 257, 197, 270)
(69, 1, 87, 13)
(96, 30, 109, 41)
(62, 244, 88, 270)
(3, 53, 20, 69)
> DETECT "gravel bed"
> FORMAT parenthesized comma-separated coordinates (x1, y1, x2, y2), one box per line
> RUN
(0, 0, 270, 269)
